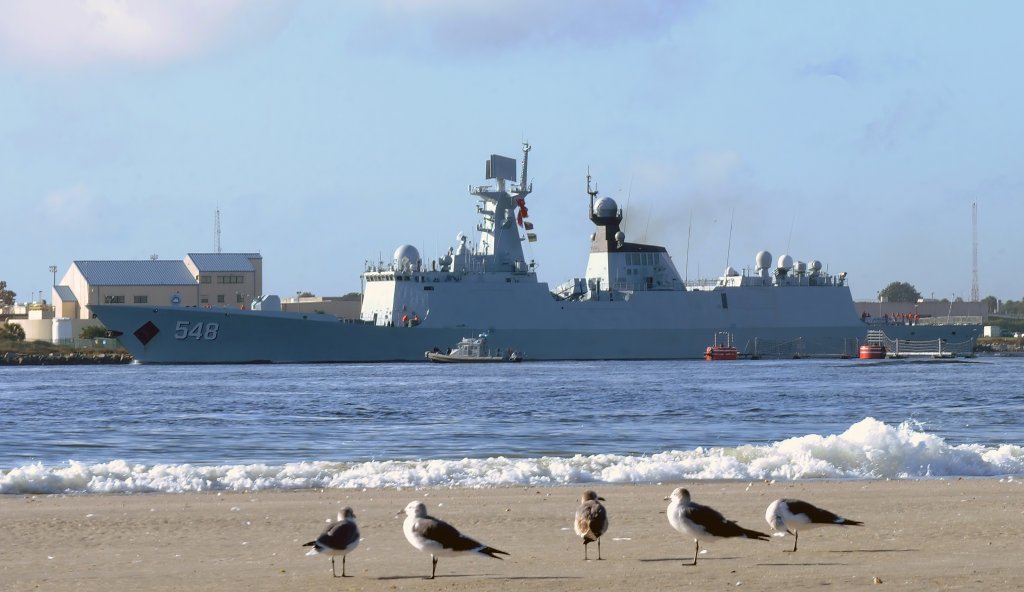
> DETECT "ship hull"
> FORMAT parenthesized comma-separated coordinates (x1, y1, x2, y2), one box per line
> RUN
(90, 289, 981, 363)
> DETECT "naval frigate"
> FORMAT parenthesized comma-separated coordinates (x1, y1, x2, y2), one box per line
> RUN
(91, 145, 979, 363)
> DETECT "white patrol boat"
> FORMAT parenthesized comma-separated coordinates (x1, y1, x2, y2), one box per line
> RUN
(425, 334, 523, 363)
(91, 145, 980, 363)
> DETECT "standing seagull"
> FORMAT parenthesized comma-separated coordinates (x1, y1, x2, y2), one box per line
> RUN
(303, 507, 361, 577)
(765, 498, 863, 552)
(401, 500, 509, 579)
(666, 487, 769, 565)
(574, 490, 609, 560)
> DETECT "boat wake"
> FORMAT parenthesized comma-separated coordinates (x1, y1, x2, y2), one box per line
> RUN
(2, 418, 1021, 494)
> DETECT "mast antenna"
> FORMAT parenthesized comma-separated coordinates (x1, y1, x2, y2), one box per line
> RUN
(517, 143, 532, 196)
(971, 201, 979, 301)
(214, 208, 222, 253)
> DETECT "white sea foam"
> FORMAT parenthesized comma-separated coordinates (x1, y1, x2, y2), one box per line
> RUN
(3, 418, 1022, 494)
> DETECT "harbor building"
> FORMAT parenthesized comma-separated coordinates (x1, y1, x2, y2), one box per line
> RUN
(53, 253, 263, 320)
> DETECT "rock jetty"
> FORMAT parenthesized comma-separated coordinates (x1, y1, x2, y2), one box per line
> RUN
(0, 351, 133, 365)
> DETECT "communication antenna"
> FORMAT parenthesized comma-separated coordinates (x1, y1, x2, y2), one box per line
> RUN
(725, 207, 735, 268)
(215, 208, 222, 253)
(684, 209, 692, 283)
(971, 202, 979, 302)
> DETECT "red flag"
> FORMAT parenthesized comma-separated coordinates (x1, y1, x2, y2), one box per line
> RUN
(516, 197, 529, 227)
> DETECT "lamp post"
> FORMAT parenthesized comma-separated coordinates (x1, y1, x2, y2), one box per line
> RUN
(49, 265, 57, 286)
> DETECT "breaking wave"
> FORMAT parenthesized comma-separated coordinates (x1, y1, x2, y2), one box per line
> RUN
(3, 418, 1022, 494)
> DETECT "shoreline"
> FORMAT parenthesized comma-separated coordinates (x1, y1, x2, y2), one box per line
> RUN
(3, 479, 1021, 591)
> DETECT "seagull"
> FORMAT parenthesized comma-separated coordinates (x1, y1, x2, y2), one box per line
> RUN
(666, 487, 770, 565)
(765, 498, 863, 552)
(303, 507, 360, 577)
(401, 500, 509, 579)
(574, 490, 609, 560)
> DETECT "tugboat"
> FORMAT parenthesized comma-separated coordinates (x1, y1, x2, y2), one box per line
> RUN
(704, 332, 738, 360)
(425, 334, 523, 363)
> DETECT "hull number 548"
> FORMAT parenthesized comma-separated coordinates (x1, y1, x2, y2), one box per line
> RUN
(174, 321, 220, 340)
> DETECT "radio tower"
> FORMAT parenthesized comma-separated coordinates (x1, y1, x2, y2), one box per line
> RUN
(971, 202, 979, 302)
(214, 208, 222, 253)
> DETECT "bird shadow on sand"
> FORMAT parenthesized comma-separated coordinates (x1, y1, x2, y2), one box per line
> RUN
(823, 544, 921, 548)
(756, 561, 848, 567)
(377, 573, 577, 582)
(639, 556, 742, 563)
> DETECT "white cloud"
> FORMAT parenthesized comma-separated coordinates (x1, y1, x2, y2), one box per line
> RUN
(364, 0, 703, 53)
(0, 0, 274, 68)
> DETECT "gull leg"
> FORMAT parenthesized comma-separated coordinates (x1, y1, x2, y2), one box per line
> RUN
(342, 555, 347, 577)
(691, 540, 699, 565)
(784, 531, 798, 553)
(597, 537, 602, 560)
(331, 556, 337, 578)
(430, 554, 438, 579)
(583, 540, 588, 560)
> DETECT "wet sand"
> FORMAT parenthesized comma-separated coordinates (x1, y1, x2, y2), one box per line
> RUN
(2, 479, 1021, 591)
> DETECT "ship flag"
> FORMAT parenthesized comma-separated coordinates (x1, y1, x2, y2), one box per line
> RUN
(527, 233, 538, 243)
(523, 221, 534, 231)
(516, 197, 529, 226)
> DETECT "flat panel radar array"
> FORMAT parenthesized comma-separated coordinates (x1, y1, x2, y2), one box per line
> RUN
(486, 154, 517, 182)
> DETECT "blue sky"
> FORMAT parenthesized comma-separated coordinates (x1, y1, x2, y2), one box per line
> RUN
(2, 0, 1021, 303)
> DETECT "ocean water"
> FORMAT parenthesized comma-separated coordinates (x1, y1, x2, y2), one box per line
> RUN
(1, 357, 1022, 494)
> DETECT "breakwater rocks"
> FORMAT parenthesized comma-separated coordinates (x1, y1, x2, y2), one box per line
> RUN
(0, 351, 133, 365)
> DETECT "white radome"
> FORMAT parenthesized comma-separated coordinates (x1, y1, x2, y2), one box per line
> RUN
(594, 197, 618, 218)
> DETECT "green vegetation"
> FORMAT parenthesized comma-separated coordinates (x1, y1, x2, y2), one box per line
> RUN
(1, 323, 26, 341)
(79, 325, 109, 339)
(0, 280, 15, 306)
(878, 281, 922, 303)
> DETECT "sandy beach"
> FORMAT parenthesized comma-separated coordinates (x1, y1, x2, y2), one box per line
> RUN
(2, 479, 1021, 591)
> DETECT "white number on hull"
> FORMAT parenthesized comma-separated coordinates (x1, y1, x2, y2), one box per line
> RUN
(174, 321, 220, 340)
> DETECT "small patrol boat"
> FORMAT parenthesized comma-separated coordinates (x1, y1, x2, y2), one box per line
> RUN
(425, 334, 523, 363)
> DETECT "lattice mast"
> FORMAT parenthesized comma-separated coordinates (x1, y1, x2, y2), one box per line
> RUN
(971, 202, 979, 302)
(215, 208, 222, 253)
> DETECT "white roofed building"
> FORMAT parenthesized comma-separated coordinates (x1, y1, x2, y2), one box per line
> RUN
(53, 253, 262, 320)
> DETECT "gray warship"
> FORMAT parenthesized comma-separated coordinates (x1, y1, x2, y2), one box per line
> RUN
(91, 145, 980, 363)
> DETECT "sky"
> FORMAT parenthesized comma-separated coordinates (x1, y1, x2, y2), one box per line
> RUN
(2, 0, 1022, 303)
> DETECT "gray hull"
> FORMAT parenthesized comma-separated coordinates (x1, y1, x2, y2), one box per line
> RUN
(89, 289, 979, 364)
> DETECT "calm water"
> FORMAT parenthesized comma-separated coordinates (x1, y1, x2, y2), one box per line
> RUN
(1, 357, 1021, 468)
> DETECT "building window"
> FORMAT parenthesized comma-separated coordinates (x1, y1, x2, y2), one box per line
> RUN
(236, 293, 245, 303)
(104, 295, 125, 304)
(217, 295, 225, 304)
(200, 275, 212, 284)
(133, 295, 148, 304)
(200, 297, 209, 304)
(216, 275, 245, 284)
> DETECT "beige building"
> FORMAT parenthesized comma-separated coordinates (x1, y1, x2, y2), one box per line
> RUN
(53, 253, 262, 319)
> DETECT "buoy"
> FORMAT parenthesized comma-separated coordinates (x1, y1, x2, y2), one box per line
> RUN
(859, 344, 886, 359)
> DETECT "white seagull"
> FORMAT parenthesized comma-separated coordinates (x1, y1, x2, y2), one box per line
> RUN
(666, 487, 770, 565)
(303, 507, 361, 577)
(765, 498, 863, 552)
(574, 490, 609, 560)
(401, 500, 509, 579)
